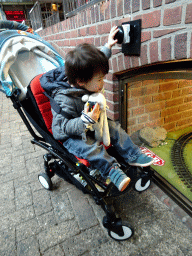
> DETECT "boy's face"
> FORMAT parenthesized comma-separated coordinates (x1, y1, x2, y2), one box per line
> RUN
(78, 72, 105, 93)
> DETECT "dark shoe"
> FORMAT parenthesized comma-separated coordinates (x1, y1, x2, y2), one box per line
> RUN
(128, 154, 154, 167)
(109, 165, 131, 192)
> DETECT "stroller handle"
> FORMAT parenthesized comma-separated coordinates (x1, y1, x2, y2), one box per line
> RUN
(0, 20, 29, 31)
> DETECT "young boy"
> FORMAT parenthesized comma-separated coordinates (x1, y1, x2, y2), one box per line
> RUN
(41, 26, 154, 192)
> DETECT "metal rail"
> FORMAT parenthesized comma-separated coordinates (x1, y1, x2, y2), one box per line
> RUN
(171, 132, 192, 192)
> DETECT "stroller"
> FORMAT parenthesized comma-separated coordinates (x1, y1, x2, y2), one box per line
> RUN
(0, 21, 154, 241)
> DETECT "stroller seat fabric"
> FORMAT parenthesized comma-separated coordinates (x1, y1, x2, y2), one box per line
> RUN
(30, 74, 90, 167)
(30, 74, 53, 134)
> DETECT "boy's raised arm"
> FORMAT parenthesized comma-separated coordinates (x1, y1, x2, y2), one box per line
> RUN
(105, 26, 119, 49)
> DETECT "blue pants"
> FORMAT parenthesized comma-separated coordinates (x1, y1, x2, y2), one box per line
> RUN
(63, 120, 141, 178)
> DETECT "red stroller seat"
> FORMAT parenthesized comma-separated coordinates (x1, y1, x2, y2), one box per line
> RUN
(30, 73, 109, 167)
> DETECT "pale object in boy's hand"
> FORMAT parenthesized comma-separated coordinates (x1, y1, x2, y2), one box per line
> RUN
(84, 102, 101, 122)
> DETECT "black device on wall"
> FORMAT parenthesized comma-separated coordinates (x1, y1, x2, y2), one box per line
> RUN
(114, 19, 142, 56)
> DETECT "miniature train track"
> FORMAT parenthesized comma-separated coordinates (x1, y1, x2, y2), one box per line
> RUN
(171, 132, 192, 192)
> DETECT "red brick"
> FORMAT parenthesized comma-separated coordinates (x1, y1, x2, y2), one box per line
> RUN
(132, 0, 140, 13)
(95, 4, 100, 23)
(150, 41, 159, 63)
(132, 106, 145, 116)
(130, 81, 143, 88)
(143, 79, 156, 86)
(178, 80, 192, 88)
(154, 28, 182, 38)
(142, 10, 161, 28)
(166, 98, 183, 108)
(141, 31, 151, 42)
(100, 1, 109, 17)
(128, 98, 139, 108)
(84, 38, 94, 44)
(111, 0, 117, 18)
(179, 102, 192, 112)
(107, 110, 119, 120)
(165, 113, 182, 124)
(161, 37, 171, 62)
(101, 35, 108, 46)
(182, 86, 192, 95)
(153, 0, 162, 7)
(105, 72, 113, 82)
(140, 44, 148, 66)
(177, 116, 192, 127)
(138, 114, 149, 123)
(117, 55, 125, 72)
(163, 6, 182, 26)
(98, 22, 111, 35)
(131, 56, 140, 68)
(165, 0, 176, 3)
(159, 82, 178, 92)
(172, 89, 182, 98)
(112, 56, 118, 72)
(162, 122, 176, 131)
(146, 84, 159, 95)
(161, 106, 178, 117)
(107, 102, 119, 112)
(184, 95, 192, 103)
(94, 37, 101, 47)
(88, 26, 97, 35)
(175, 33, 187, 60)
(139, 95, 152, 105)
(117, 0, 123, 16)
(124, 0, 131, 14)
(127, 118, 136, 126)
(104, 91, 119, 102)
(153, 92, 172, 102)
(105, 1, 110, 20)
(146, 118, 164, 127)
(185, 3, 192, 24)
(86, 8, 92, 25)
(78, 27, 88, 37)
(142, 0, 150, 10)
(123, 55, 131, 70)
(145, 102, 165, 112)
(104, 81, 119, 92)
(130, 87, 147, 98)
(149, 111, 160, 121)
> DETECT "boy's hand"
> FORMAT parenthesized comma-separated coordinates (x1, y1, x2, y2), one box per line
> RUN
(84, 102, 100, 122)
(106, 26, 119, 49)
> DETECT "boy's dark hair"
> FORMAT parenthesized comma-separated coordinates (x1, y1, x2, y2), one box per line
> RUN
(65, 43, 109, 86)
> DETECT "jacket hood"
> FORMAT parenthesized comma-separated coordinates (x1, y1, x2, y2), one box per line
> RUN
(40, 66, 70, 94)
(40, 66, 91, 97)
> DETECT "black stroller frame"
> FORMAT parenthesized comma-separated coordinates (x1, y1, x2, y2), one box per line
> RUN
(9, 87, 154, 241)
(0, 20, 154, 241)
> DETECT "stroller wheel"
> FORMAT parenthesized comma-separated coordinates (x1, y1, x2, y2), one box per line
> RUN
(38, 173, 52, 190)
(108, 221, 134, 241)
(135, 177, 151, 192)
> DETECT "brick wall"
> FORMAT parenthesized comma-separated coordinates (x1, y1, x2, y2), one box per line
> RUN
(38, 0, 192, 124)
(127, 78, 192, 134)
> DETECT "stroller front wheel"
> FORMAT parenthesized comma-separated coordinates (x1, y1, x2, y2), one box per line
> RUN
(135, 177, 151, 192)
(38, 173, 53, 190)
(108, 222, 134, 241)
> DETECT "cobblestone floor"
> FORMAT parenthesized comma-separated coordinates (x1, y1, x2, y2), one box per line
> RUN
(0, 93, 192, 256)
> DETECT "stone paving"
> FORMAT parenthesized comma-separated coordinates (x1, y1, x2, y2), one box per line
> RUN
(0, 92, 192, 256)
